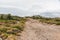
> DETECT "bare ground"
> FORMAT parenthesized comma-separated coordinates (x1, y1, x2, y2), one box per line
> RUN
(16, 18, 60, 40)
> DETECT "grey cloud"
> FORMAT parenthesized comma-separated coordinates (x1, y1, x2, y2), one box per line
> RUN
(0, 0, 60, 17)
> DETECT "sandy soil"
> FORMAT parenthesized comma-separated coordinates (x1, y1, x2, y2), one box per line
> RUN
(16, 18, 60, 40)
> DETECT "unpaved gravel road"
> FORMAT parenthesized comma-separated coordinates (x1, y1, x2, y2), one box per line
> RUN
(16, 18, 60, 40)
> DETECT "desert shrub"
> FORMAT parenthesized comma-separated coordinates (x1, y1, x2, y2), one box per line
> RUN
(55, 19, 60, 22)
(0, 14, 26, 39)
(0, 28, 7, 33)
(56, 22, 60, 25)
(5, 24, 10, 27)
(12, 26, 24, 31)
(2, 33, 9, 39)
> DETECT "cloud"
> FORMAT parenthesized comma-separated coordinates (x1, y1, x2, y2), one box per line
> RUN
(0, 0, 60, 11)
(0, 0, 60, 17)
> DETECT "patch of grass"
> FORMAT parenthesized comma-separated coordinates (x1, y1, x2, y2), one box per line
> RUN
(5, 24, 10, 27)
(0, 19, 26, 39)
(0, 28, 7, 33)
(0, 14, 26, 39)
(12, 26, 24, 31)
(56, 22, 60, 25)
(1, 33, 9, 39)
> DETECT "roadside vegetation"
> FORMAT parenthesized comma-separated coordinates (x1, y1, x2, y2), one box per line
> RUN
(0, 14, 26, 40)
(1, 14, 60, 40)
(28, 15, 60, 25)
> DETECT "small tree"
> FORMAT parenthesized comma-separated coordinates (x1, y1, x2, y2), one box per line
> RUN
(7, 14, 12, 20)
(0, 14, 4, 19)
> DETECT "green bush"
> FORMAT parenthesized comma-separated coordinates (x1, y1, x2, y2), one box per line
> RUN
(0, 28, 7, 33)
(12, 26, 24, 31)
(5, 24, 10, 27)
(56, 22, 60, 25)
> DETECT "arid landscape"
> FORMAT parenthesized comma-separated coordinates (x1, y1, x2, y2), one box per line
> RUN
(16, 18, 60, 40)
(0, 0, 60, 40)
(0, 14, 60, 40)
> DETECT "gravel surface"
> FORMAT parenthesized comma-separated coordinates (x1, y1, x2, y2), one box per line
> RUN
(16, 18, 60, 40)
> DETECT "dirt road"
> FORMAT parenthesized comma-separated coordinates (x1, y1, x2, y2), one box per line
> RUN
(16, 18, 60, 40)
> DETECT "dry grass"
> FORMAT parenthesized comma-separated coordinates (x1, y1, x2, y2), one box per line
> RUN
(0, 18, 26, 40)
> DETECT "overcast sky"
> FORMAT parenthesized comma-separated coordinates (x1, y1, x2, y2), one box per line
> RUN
(0, 0, 60, 17)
